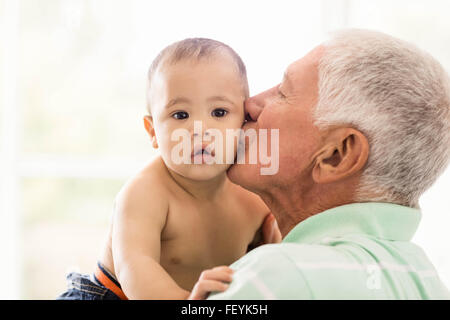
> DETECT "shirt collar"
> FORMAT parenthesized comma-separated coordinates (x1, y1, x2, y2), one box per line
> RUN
(282, 202, 422, 244)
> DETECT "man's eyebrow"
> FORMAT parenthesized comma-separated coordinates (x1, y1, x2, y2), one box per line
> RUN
(165, 97, 191, 109)
(282, 71, 293, 86)
(206, 95, 237, 106)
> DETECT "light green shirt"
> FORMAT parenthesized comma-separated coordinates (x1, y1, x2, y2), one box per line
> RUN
(209, 202, 450, 300)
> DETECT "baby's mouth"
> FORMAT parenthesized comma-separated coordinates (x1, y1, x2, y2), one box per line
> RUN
(191, 146, 215, 163)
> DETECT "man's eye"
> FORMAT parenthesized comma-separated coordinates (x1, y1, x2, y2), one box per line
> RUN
(172, 111, 189, 120)
(211, 108, 228, 118)
(278, 90, 286, 99)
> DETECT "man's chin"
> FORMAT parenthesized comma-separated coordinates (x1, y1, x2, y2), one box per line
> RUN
(227, 163, 257, 189)
(226, 163, 245, 186)
(226, 163, 238, 183)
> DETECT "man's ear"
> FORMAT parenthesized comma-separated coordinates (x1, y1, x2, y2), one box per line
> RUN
(143, 115, 158, 149)
(312, 128, 369, 184)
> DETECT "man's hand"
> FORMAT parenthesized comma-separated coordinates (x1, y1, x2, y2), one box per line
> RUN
(248, 213, 282, 252)
(262, 213, 282, 244)
(188, 266, 234, 300)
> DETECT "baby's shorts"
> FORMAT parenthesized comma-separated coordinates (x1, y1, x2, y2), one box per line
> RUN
(57, 262, 127, 300)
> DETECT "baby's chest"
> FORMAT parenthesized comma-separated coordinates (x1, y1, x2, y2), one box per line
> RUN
(161, 205, 255, 267)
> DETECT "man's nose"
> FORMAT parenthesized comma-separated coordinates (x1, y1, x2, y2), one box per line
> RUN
(244, 97, 263, 122)
(244, 89, 271, 121)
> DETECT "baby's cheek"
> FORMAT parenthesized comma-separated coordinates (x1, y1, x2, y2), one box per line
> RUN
(223, 127, 242, 163)
(222, 140, 236, 164)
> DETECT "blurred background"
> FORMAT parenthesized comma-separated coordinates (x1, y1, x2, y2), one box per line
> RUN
(0, 0, 449, 299)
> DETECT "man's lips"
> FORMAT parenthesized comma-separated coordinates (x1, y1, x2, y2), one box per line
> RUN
(242, 120, 257, 130)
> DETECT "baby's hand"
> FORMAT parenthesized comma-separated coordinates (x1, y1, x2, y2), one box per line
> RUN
(187, 266, 234, 300)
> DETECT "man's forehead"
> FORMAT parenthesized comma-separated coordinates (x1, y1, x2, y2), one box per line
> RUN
(284, 45, 325, 81)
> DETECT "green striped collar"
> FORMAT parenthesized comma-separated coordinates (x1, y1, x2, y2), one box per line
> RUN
(282, 202, 421, 244)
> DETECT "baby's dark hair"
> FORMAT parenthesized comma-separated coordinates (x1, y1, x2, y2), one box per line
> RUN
(146, 38, 249, 114)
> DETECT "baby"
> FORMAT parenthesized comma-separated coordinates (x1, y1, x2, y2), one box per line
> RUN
(58, 38, 279, 300)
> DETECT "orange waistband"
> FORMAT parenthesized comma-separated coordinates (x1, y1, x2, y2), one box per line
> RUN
(94, 263, 128, 300)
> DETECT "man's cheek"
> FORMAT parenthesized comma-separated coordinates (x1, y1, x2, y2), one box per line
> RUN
(278, 130, 307, 165)
(277, 153, 305, 182)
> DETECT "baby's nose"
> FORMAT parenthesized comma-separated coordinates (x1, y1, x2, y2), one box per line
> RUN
(192, 121, 212, 138)
(193, 130, 210, 137)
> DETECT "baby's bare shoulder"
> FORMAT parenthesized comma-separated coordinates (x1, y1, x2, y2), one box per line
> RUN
(229, 182, 270, 221)
(114, 157, 171, 219)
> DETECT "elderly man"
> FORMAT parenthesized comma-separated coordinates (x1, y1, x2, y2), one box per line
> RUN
(209, 29, 450, 299)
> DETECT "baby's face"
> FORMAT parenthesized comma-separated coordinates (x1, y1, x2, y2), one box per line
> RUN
(147, 54, 246, 181)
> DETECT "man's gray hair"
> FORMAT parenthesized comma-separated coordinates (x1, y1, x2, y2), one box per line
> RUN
(314, 29, 450, 208)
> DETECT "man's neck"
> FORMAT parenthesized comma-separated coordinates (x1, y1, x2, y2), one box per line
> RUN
(259, 189, 315, 238)
(259, 181, 357, 238)
(166, 166, 229, 201)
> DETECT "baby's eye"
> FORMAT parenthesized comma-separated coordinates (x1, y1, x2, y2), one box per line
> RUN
(172, 111, 189, 120)
(211, 108, 228, 118)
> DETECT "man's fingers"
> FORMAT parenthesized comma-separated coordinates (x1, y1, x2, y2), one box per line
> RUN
(268, 217, 281, 243)
(271, 219, 282, 243)
(262, 213, 281, 244)
(261, 215, 270, 242)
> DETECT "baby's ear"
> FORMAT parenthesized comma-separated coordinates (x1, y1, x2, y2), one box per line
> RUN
(143, 115, 158, 148)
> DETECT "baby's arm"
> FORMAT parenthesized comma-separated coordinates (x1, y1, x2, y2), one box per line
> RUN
(111, 176, 190, 300)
